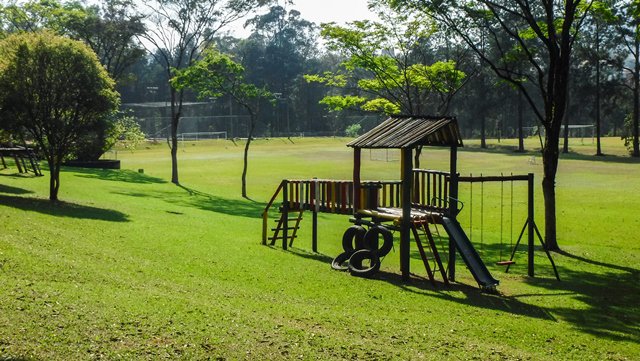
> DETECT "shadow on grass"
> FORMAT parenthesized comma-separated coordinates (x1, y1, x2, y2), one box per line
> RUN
(375, 270, 559, 321)
(0, 195, 129, 222)
(461, 144, 640, 164)
(274, 244, 558, 322)
(175, 185, 266, 218)
(278, 243, 639, 342)
(520, 252, 640, 343)
(71, 167, 167, 184)
(0, 183, 34, 195)
(115, 184, 266, 219)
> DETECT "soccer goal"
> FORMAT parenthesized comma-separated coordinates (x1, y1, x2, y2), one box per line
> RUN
(177, 131, 228, 141)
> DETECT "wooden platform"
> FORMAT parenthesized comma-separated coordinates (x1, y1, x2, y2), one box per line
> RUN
(357, 206, 445, 225)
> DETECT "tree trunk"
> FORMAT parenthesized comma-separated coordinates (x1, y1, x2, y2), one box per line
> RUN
(170, 89, 180, 184)
(48, 159, 60, 202)
(595, 25, 603, 156)
(480, 113, 487, 148)
(562, 89, 570, 154)
(517, 91, 524, 152)
(541, 128, 560, 251)
(633, 36, 640, 157)
(241, 113, 257, 199)
(413, 145, 422, 168)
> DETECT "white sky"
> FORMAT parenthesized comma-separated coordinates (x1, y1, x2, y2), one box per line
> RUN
(228, 0, 379, 37)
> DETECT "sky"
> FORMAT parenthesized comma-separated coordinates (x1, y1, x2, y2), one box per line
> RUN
(228, 0, 379, 37)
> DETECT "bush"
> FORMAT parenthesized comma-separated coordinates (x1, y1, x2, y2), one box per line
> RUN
(345, 123, 362, 137)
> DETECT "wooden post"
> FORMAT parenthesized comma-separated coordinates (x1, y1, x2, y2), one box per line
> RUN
(528, 173, 535, 277)
(282, 181, 289, 250)
(353, 148, 362, 213)
(448, 145, 458, 281)
(401, 147, 413, 281)
(312, 178, 319, 253)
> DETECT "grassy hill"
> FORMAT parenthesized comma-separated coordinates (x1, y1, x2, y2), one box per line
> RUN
(0, 137, 638, 360)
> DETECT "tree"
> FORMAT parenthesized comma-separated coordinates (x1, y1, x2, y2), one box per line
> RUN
(0, 0, 146, 84)
(305, 10, 466, 117)
(138, 0, 270, 185)
(0, 31, 119, 201)
(64, 0, 146, 85)
(612, 0, 640, 156)
(242, 2, 317, 135)
(393, 0, 592, 250)
(172, 48, 273, 198)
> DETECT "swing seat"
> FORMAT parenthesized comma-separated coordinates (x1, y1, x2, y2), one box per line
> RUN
(496, 260, 515, 266)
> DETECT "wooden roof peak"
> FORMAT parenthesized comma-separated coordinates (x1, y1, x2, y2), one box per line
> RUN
(347, 115, 463, 149)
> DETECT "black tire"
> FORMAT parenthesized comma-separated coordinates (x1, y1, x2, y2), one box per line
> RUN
(363, 226, 393, 258)
(348, 249, 381, 277)
(341, 225, 367, 253)
(331, 251, 352, 271)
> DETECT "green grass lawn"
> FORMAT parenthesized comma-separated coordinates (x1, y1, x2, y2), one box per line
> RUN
(0, 136, 638, 360)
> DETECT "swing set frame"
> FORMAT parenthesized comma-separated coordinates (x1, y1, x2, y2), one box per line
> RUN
(458, 173, 560, 280)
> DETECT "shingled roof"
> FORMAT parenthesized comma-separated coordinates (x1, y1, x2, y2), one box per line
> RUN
(347, 115, 463, 149)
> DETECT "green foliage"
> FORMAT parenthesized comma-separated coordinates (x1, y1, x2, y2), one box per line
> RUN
(319, 95, 367, 111)
(344, 123, 362, 137)
(306, 5, 465, 116)
(0, 0, 146, 84)
(0, 31, 119, 200)
(361, 97, 401, 114)
(172, 48, 272, 105)
(113, 113, 145, 151)
(72, 110, 145, 161)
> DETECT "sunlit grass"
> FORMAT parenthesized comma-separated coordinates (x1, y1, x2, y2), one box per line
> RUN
(0, 136, 637, 360)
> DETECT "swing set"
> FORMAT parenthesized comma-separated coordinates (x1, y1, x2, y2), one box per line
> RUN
(458, 173, 560, 280)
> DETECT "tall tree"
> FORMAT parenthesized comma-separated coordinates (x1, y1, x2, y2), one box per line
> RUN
(0, 0, 146, 84)
(0, 32, 119, 201)
(138, 0, 269, 185)
(242, 1, 317, 135)
(613, 0, 640, 156)
(305, 8, 466, 116)
(172, 48, 273, 198)
(65, 0, 146, 84)
(393, 0, 592, 250)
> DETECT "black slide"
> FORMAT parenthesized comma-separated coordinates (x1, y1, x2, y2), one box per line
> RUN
(441, 217, 499, 290)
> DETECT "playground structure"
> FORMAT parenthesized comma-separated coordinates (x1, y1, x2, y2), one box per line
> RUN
(0, 147, 42, 176)
(262, 116, 558, 290)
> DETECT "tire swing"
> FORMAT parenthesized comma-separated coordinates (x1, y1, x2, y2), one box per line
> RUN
(341, 225, 367, 253)
(348, 249, 381, 278)
(331, 251, 352, 271)
(347, 225, 392, 277)
(363, 225, 394, 258)
(332, 225, 367, 271)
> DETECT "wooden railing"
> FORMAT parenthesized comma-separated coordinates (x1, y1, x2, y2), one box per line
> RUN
(412, 169, 450, 212)
(262, 169, 455, 245)
(263, 169, 452, 219)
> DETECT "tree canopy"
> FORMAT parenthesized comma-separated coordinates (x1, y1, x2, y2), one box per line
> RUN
(0, 31, 119, 201)
(305, 4, 466, 116)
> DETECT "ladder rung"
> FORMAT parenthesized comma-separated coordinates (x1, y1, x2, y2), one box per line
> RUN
(274, 218, 302, 222)
(271, 236, 297, 240)
(271, 227, 300, 231)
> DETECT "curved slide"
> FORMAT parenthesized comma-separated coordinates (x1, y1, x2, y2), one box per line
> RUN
(441, 217, 499, 290)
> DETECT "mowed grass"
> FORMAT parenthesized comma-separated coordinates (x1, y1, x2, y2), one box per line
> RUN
(0, 136, 638, 360)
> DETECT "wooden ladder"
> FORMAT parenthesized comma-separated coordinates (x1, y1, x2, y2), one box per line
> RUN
(411, 221, 449, 286)
(269, 209, 304, 248)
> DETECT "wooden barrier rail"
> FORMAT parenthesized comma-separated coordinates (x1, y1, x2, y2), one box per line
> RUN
(412, 169, 450, 212)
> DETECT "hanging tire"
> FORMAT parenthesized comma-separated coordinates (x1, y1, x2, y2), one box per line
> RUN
(331, 251, 352, 271)
(364, 226, 394, 258)
(348, 249, 381, 277)
(341, 225, 367, 253)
